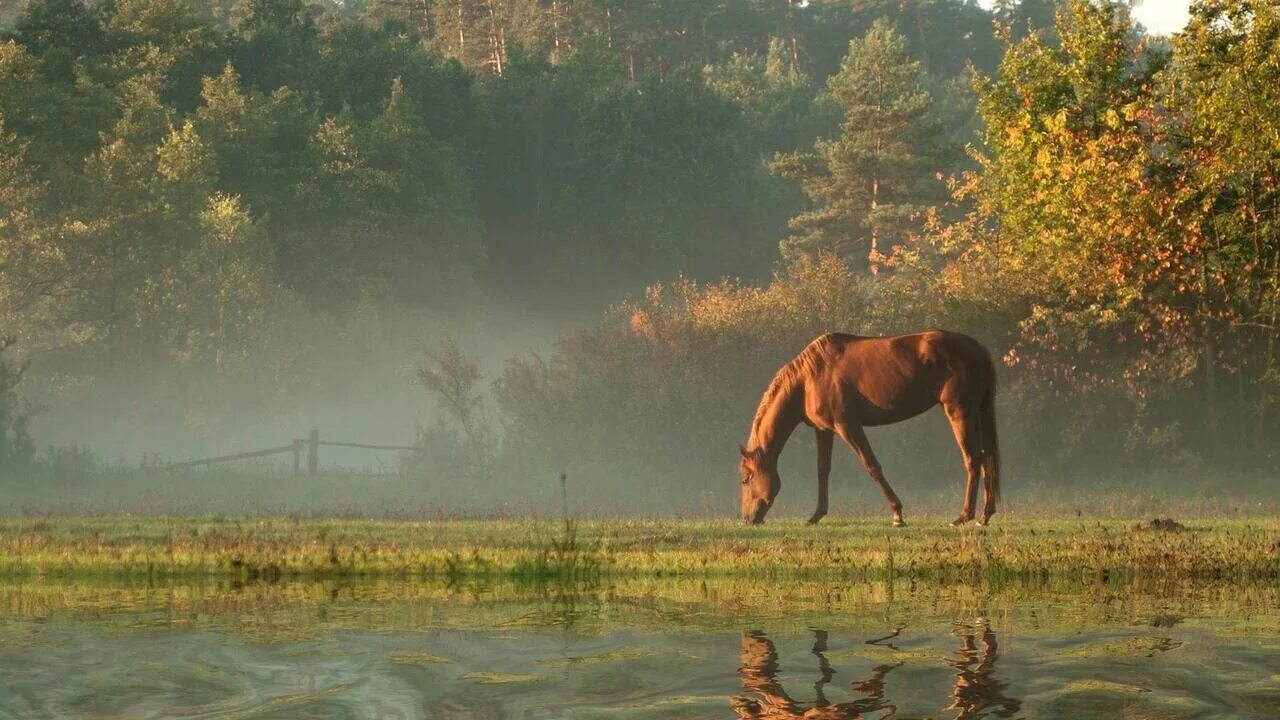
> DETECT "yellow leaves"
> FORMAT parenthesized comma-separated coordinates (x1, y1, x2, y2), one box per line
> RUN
(198, 193, 255, 248)
(1103, 107, 1122, 130)
(312, 118, 360, 175)
(0, 40, 36, 77)
(628, 309, 655, 341)
(198, 63, 247, 131)
(155, 120, 213, 185)
(1043, 109, 1069, 134)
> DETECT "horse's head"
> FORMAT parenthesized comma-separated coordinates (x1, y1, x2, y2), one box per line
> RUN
(739, 444, 779, 524)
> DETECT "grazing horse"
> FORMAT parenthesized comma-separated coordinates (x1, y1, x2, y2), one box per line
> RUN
(738, 331, 1001, 527)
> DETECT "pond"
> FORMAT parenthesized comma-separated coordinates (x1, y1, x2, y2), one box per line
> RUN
(1, 578, 1278, 718)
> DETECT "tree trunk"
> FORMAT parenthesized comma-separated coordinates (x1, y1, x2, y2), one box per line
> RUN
(550, 0, 562, 62)
(787, 0, 798, 62)
(456, 0, 466, 57)
(1258, 253, 1280, 454)
(483, 0, 504, 75)
(869, 72, 884, 275)
(869, 175, 879, 275)
(1202, 333, 1222, 462)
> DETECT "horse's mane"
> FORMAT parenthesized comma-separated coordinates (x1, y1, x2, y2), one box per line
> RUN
(749, 333, 834, 446)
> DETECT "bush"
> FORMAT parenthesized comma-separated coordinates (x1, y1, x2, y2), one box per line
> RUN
(409, 339, 495, 487)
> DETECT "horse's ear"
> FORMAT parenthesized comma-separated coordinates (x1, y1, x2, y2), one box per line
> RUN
(739, 444, 750, 459)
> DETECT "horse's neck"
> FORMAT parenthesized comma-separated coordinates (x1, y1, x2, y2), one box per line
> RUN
(751, 382, 804, 459)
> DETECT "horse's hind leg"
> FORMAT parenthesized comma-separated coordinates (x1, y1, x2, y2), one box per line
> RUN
(942, 397, 983, 527)
(834, 423, 905, 527)
(809, 429, 834, 525)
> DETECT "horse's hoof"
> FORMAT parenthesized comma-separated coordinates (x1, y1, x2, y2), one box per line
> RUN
(950, 516, 970, 527)
(806, 516, 824, 526)
(975, 519, 988, 528)
(892, 519, 908, 528)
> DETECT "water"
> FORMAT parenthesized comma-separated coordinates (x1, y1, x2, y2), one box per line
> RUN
(2, 579, 1278, 718)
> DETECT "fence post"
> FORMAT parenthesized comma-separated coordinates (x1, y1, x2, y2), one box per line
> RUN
(308, 429, 319, 476)
(292, 439, 303, 478)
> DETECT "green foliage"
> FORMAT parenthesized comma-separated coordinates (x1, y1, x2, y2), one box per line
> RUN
(290, 77, 481, 306)
(703, 37, 832, 155)
(771, 19, 950, 266)
(139, 193, 275, 370)
(0, 0, 1004, 350)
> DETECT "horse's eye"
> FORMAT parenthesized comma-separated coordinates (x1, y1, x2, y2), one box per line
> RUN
(741, 474, 751, 485)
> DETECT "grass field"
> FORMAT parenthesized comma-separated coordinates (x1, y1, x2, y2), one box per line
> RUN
(1, 514, 1277, 582)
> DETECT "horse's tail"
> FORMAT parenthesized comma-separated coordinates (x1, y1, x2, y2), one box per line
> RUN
(980, 371, 1001, 503)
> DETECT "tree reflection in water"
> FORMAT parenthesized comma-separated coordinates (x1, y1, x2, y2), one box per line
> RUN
(732, 621, 1022, 719)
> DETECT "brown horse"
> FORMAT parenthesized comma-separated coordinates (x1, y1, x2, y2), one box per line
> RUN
(738, 331, 1000, 527)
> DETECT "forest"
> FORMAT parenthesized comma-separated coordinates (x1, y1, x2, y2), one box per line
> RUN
(0, 0, 1276, 511)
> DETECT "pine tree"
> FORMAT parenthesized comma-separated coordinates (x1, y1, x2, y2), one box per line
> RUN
(770, 18, 944, 271)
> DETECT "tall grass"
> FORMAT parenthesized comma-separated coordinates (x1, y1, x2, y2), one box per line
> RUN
(514, 473, 605, 581)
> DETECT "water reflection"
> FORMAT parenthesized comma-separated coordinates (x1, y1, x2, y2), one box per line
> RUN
(946, 621, 1022, 718)
(4, 578, 1280, 719)
(733, 623, 1021, 719)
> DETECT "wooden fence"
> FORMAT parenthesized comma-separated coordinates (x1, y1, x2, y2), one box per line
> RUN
(165, 430, 418, 476)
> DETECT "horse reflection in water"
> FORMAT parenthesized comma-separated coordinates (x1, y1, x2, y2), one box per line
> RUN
(946, 622, 1022, 719)
(732, 630, 899, 719)
(732, 622, 1021, 719)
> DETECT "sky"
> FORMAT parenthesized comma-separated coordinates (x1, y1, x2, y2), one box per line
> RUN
(978, 1, 1192, 36)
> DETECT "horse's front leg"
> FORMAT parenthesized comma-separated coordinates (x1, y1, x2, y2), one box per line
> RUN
(808, 429, 833, 525)
(834, 423, 905, 527)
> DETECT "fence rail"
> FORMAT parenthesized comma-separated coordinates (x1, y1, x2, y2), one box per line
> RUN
(165, 445, 298, 471)
(164, 429, 416, 476)
(315, 440, 418, 452)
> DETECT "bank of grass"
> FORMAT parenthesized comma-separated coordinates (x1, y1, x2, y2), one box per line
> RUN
(1, 515, 1277, 582)
(5, 575, 1278, 641)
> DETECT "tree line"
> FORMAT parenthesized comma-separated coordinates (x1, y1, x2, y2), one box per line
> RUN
(3, 0, 1276, 494)
(0, 0, 999, 469)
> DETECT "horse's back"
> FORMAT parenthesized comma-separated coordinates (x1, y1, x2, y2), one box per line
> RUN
(825, 329, 988, 367)
(814, 330, 993, 426)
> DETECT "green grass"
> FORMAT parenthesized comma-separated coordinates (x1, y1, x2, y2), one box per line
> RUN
(1, 515, 1277, 582)
(4, 574, 1278, 642)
